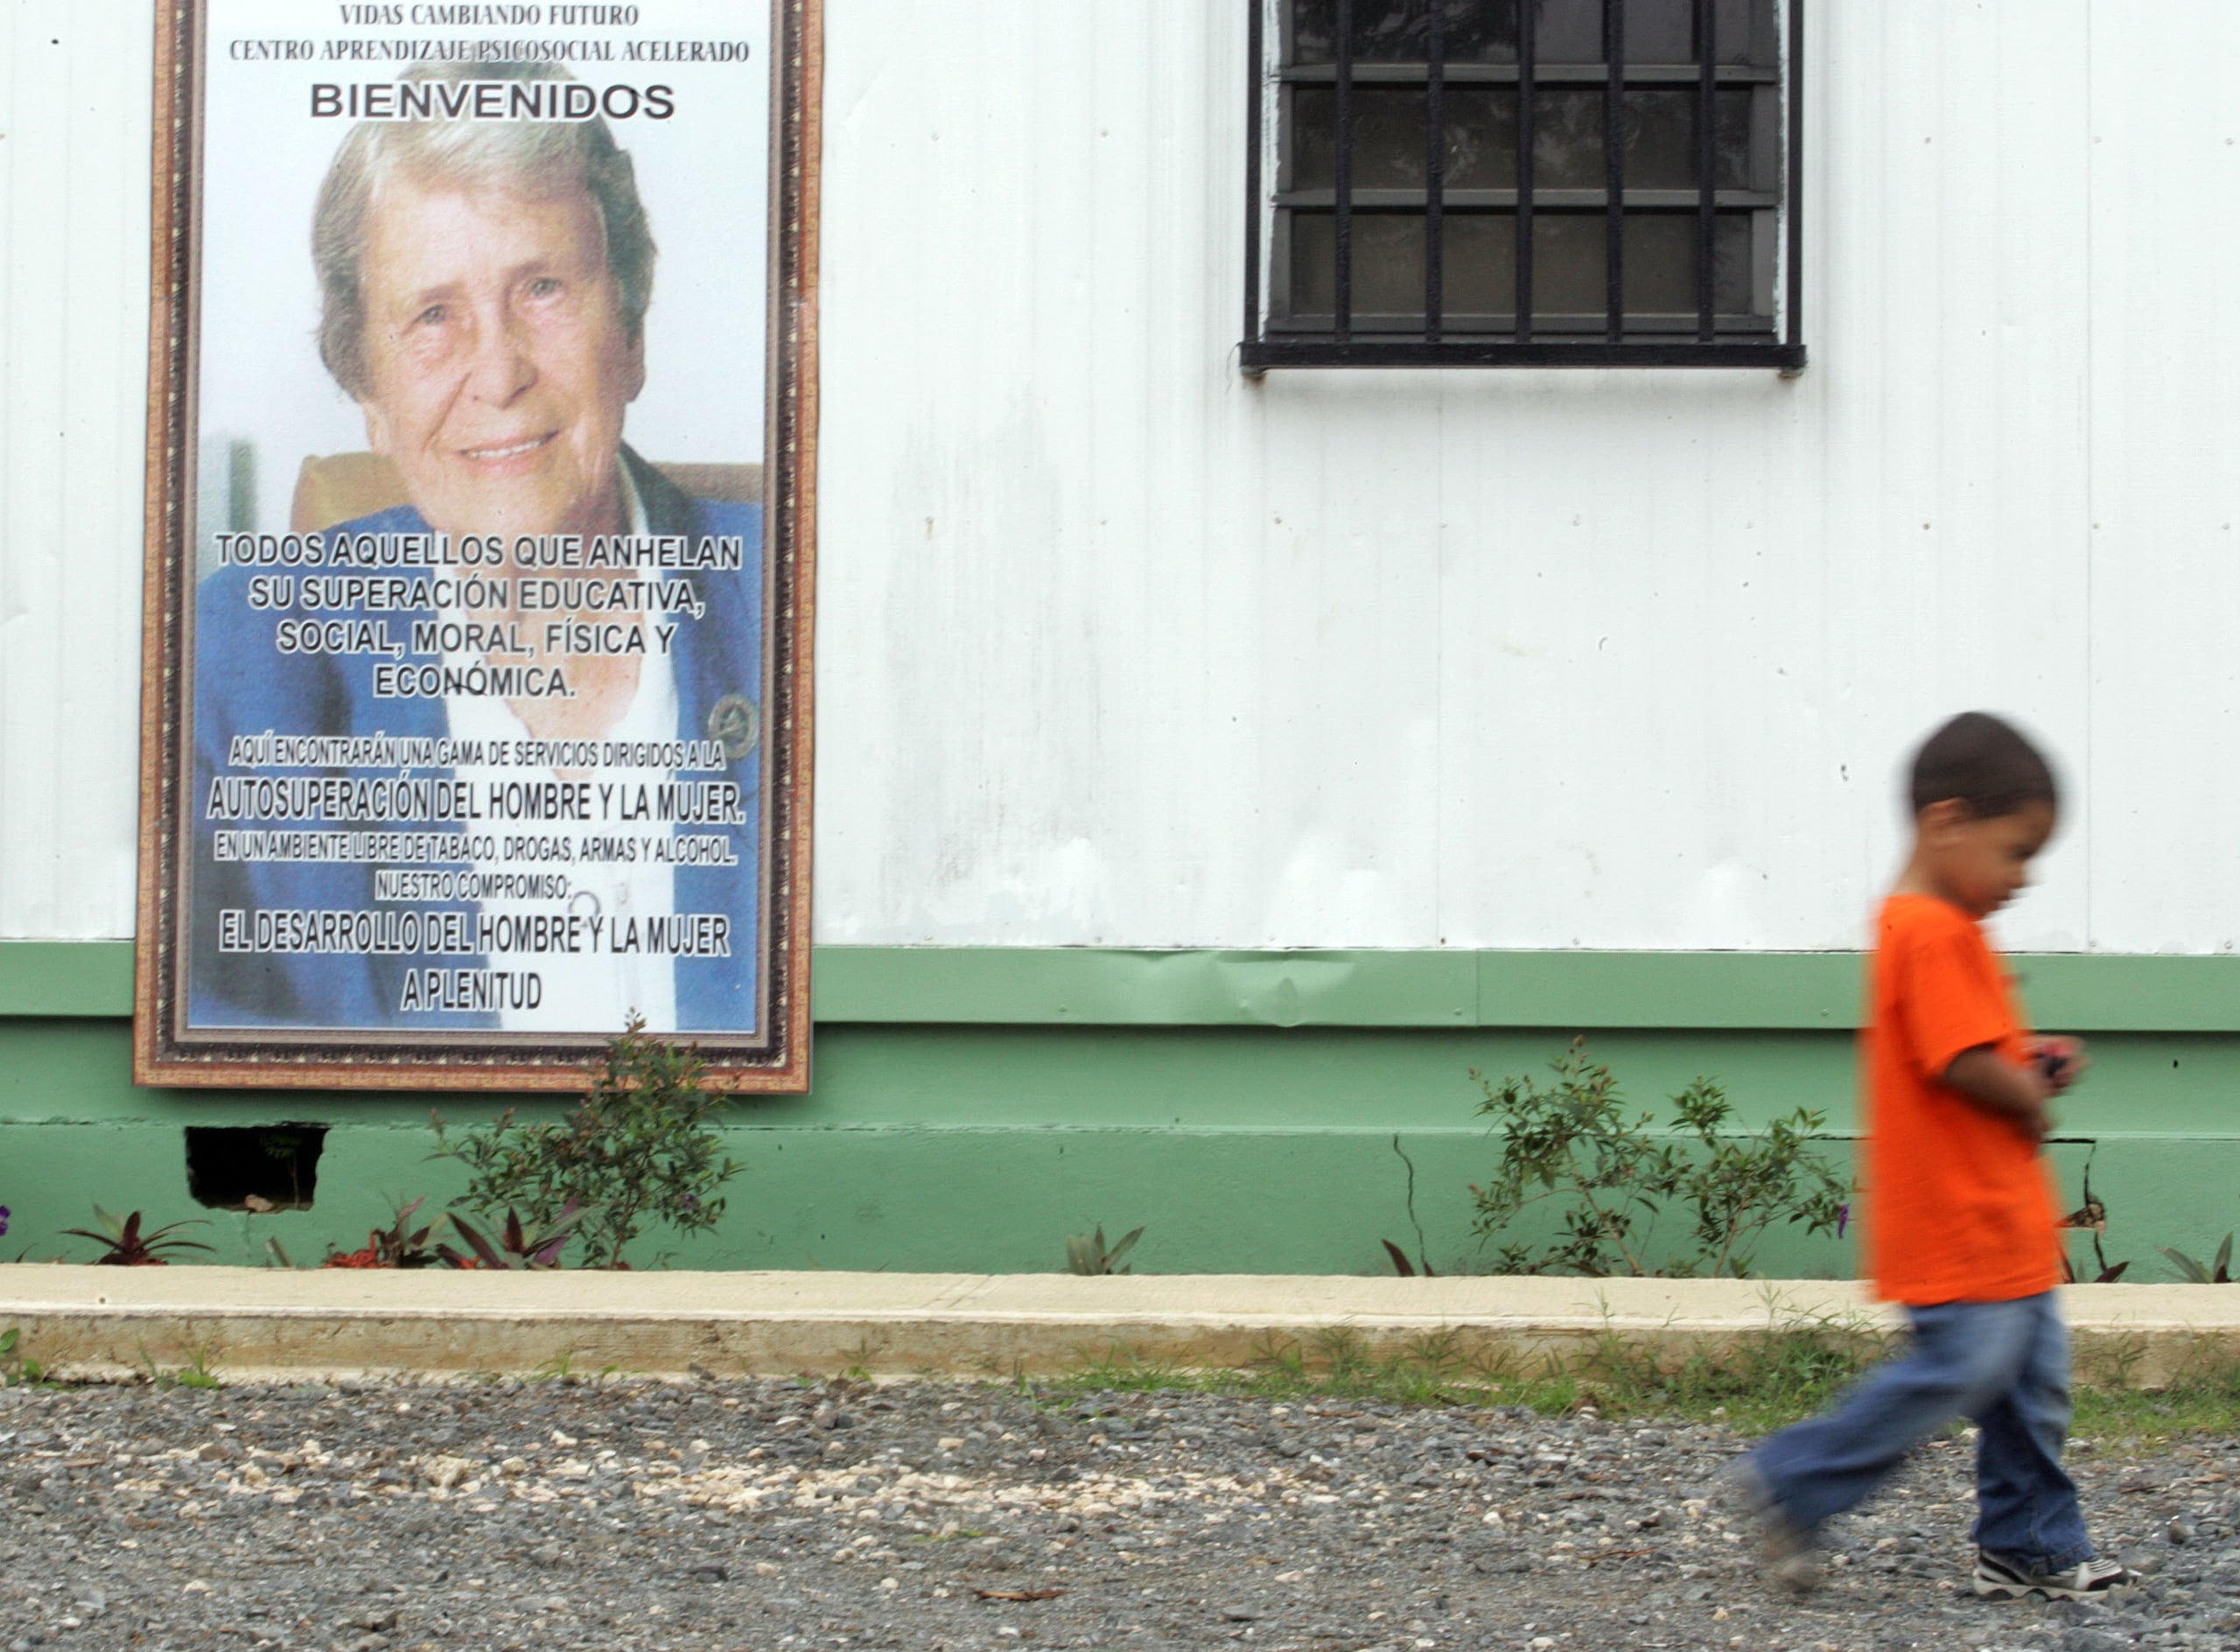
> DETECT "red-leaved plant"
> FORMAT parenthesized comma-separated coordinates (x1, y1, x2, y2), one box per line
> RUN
(61, 1208, 213, 1267)
(438, 1201, 592, 1271)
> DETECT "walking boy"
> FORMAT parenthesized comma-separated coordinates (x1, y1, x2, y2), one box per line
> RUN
(1735, 712, 2131, 1600)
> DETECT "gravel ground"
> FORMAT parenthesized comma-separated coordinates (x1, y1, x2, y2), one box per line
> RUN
(0, 1376, 2230, 1652)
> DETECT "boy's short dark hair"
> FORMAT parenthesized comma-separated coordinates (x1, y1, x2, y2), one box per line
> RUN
(1908, 712, 2060, 819)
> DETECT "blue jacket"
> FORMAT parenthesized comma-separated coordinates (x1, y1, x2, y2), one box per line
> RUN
(189, 451, 765, 1033)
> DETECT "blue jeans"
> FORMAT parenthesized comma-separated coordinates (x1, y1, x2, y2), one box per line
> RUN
(1744, 1291, 2091, 1571)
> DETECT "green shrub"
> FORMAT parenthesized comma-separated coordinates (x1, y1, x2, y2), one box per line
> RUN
(1469, 1038, 1849, 1278)
(431, 1016, 741, 1268)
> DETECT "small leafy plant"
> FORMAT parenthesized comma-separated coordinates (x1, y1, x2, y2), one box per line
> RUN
(2160, 1236, 2233, 1284)
(432, 1017, 738, 1269)
(0, 1327, 46, 1388)
(438, 1203, 592, 1271)
(61, 1208, 214, 1267)
(1469, 1040, 1849, 1278)
(139, 1340, 222, 1390)
(322, 1197, 444, 1270)
(1066, 1225, 1144, 1276)
(2058, 1158, 2131, 1283)
(1381, 1240, 1438, 1277)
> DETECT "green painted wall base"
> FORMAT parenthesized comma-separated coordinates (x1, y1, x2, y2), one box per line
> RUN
(1, 1014, 2234, 1280)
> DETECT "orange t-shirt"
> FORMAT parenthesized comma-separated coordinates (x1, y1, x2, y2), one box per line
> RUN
(1861, 892, 2062, 1305)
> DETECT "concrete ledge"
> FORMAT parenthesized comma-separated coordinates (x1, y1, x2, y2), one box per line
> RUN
(4, 1269, 2236, 1388)
(20, 940, 2240, 1030)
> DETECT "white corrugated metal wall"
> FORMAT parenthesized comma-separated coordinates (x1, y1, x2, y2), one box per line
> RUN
(0, 3, 2229, 953)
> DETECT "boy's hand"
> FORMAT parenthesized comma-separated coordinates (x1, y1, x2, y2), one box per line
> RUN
(1943, 1046, 2056, 1142)
(2028, 1034, 2088, 1094)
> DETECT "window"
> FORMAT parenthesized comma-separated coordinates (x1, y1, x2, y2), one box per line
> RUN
(1243, 0, 1804, 369)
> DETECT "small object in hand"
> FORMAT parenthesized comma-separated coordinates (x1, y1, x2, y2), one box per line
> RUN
(2057, 1198, 2106, 1234)
(2034, 1040, 2076, 1087)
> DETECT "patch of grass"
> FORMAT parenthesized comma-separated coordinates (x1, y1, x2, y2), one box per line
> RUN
(0, 1326, 53, 1389)
(1030, 1316, 2240, 1445)
(133, 1338, 223, 1391)
(1036, 1312, 1888, 1434)
(2074, 1340, 2240, 1446)
(1040, 1329, 1600, 1420)
(2074, 1386, 2238, 1446)
(529, 1350, 624, 1384)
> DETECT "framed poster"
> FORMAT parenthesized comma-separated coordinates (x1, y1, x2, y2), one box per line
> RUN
(135, 1, 818, 1090)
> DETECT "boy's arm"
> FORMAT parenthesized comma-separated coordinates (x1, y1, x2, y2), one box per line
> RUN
(1942, 1046, 2054, 1142)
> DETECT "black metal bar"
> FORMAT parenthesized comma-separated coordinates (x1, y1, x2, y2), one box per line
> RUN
(1277, 186, 1778, 208)
(1334, 0, 1354, 340)
(1242, 338, 1809, 369)
(1425, 2, 1446, 341)
(1604, 0, 1624, 341)
(1516, 0, 1536, 341)
(1280, 60, 1776, 84)
(1785, 0, 1804, 358)
(1244, 0, 1264, 355)
(1696, 0, 1716, 340)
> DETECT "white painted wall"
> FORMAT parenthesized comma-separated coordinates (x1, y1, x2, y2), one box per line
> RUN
(0, 3, 2228, 953)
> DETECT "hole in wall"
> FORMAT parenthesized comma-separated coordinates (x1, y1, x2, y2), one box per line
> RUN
(185, 1125, 328, 1211)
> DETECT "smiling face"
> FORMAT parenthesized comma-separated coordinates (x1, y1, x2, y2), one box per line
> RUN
(1919, 797, 2059, 919)
(354, 174, 645, 542)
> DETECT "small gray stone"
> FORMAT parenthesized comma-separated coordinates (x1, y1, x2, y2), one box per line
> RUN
(2059, 1630, 2131, 1652)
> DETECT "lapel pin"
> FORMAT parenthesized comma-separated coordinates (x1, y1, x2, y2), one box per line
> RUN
(706, 693, 761, 761)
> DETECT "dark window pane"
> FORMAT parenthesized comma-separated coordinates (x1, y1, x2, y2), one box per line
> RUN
(1533, 214, 1763, 321)
(1531, 0, 1605, 63)
(1292, 88, 1518, 190)
(1712, 211, 1758, 313)
(1624, 89, 1696, 189)
(1269, 0, 1788, 346)
(1712, 88, 1754, 188)
(1445, 90, 1522, 186)
(1718, 0, 1774, 65)
(1625, 88, 1753, 189)
(1623, 0, 1694, 63)
(1527, 89, 1753, 192)
(1532, 90, 1606, 189)
(1531, 213, 1605, 314)
(1617, 216, 1767, 318)
(1275, 216, 1775, 332)
(1443, 214, 1518, 315)
(1291, 213, 1429, 320)
(1613, 0, 1782, 66)
(1620, 214, 1695, 312)
(1292, 0, 1521, 66)
(1292, 214, 1541, 323)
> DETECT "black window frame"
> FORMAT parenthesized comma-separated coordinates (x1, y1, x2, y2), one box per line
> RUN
(1242, 0, 1806, 371)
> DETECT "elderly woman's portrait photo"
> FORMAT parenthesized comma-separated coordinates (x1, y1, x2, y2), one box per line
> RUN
(139, 1, 811, 1085)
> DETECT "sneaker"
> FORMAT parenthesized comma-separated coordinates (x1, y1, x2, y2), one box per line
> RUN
(1972, 1549, 2134, 1601)
(1723, 1460, 1818, 1594)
